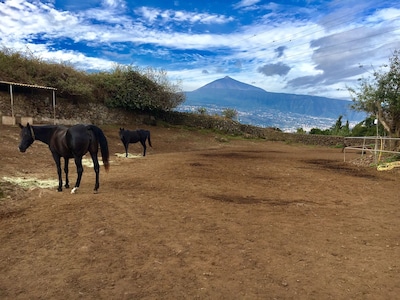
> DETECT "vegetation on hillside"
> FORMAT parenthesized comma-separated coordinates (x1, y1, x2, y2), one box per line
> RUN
(0, 48, 185, 112)
(301, 115, 384, 137)
(0, 48, 94, 101)
(91, 65, 184, 112)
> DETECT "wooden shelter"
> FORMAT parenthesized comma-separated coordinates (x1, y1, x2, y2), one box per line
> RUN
(0, 80, 57, 124)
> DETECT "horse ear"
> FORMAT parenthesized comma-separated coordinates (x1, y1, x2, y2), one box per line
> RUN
(18, 123, 23, 129)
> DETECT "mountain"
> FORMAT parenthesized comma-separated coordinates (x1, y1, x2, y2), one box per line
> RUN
(198, 76, 266, 92)
(179, 76, 365, 131)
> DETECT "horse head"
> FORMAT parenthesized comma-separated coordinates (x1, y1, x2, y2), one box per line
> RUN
(18, 123, 35, 152)
(119, 127, 125, 138)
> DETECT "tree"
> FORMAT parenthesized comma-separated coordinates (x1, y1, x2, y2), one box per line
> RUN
(222, 108, 238, 120)
(330, 115, 351, 136)
(92, 65, 185, 112)
(349, 50, 400, 137)
(296, 127, 306, 134)
(331, 115, 343, 135)
(197, 107, 207, 115)
(309, 128, 330, 135)
(351, 116, 384, 137)
(140, 67, 186, 111)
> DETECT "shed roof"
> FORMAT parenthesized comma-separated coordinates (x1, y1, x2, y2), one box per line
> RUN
(0, 80, 57, 90)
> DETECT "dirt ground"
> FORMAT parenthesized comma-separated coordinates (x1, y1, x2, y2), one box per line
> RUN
(0, 123, 399, 299)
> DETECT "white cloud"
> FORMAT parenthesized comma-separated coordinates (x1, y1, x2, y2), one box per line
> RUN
(233, 0, 261, 9)
(135, 7, 160, 23)
(0, 0, 400, 99)
(102, 0, 126, 10)
(134, 6, 233, 25)
(366, 7, 400, 22)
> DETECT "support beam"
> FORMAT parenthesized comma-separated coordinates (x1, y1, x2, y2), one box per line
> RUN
(10, 84, 14, 118)
(52, 89, 56, 124)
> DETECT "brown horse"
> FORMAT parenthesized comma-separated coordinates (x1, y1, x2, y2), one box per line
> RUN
(18, 123, 109, 193)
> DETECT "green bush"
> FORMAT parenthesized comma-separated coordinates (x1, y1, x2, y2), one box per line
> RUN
(222, 108, 238, 120)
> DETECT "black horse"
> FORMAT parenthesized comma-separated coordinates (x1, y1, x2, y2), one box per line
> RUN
(119, 128, 152, 157)
(18, 123, 110, 194)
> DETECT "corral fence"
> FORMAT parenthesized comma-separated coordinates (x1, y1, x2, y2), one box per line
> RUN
(343, 136, 400, 163)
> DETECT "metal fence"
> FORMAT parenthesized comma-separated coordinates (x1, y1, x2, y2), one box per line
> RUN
(343, 136, 400, 163)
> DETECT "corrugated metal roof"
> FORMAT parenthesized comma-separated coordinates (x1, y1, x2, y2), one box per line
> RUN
(0, 80, 57, 90)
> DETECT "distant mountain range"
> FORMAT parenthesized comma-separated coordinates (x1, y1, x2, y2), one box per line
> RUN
(178, 76, 366, 132)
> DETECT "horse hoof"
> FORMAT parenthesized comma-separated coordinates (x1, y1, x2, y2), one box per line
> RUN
(93, 190, 99, 194)
(71, 187, 79, 194)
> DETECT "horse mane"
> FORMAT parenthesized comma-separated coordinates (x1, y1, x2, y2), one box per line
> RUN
(29, 124, 67, 145)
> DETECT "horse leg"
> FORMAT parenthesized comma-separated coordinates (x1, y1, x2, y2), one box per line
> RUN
(71, 156, 84, 194)
(90, 151, 100, 193)
(140, 140, 147, 156)
(124, 143, 129, 157)
(52, 153, 63, 192)
(64, 157, 70, 188)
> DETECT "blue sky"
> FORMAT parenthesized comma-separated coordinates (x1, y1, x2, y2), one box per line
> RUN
(1, 0, 400, 99)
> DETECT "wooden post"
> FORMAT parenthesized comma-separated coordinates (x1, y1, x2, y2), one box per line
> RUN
(52, 89, 56, 124)
(10, 84, 14, 118)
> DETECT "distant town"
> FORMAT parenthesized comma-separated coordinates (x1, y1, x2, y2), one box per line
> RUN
(177, 104, 359, 133)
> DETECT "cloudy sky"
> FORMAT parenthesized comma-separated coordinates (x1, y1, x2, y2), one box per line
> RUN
(1, 0, 400, 99)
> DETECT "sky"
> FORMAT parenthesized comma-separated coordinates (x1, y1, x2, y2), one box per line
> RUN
(1, 0, 400, 100)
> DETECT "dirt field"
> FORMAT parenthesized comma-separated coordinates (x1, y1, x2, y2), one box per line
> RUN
(0, 123, 399, 299)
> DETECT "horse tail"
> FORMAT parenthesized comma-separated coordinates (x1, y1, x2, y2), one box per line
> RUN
(147, 130, 152, 147)
(88, 125, 110, 172)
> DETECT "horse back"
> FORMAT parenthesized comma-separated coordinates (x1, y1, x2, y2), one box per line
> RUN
(67, 125, 94, 156)
(124, 130, 140, 143)
(120, 129, 150, 145)
(136, 129, 150, 140)
(139, 130, 151, 145)
(49, 126, 72, 158)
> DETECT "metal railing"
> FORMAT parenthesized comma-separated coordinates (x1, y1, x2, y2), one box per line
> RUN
(343, 136, 400, 162)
